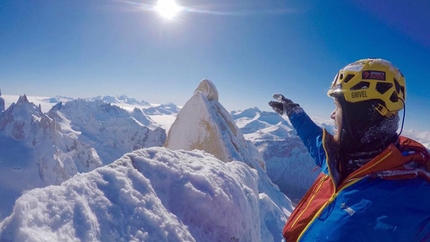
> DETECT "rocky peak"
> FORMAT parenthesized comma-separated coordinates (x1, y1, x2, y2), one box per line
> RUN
(0, 95, 48, 140)
(17, 94, 29, 103)
(165, 79, 265, 170)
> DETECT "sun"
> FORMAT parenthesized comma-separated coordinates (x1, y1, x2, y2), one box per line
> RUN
(154, 0, 183, 20)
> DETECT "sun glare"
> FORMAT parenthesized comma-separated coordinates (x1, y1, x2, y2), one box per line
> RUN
(154, 0, 182, 20)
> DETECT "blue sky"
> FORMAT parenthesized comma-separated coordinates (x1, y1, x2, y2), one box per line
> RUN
(1, 0, 429, 131)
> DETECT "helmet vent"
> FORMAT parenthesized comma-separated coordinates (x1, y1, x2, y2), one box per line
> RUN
(343, 74, 355, 84)
(351, 81, 370, 90)
(390, 92, 398, 103)
(376, 82, 393, 94)
(393, 78, 401, 93)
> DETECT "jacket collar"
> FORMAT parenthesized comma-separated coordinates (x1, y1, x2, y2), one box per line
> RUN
(323, 131, 430, 187)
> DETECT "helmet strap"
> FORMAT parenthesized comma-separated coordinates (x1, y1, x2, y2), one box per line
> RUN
(398, 99, 406, 136)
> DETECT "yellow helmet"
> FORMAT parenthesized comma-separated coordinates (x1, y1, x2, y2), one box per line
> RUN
(328, 58, 406, 117)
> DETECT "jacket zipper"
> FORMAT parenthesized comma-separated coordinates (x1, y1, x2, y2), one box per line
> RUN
(297, 176, 365, 241)
(290, 175, 329, 229)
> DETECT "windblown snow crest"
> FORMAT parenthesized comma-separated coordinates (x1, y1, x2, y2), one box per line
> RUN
(0, 148, 261, 241)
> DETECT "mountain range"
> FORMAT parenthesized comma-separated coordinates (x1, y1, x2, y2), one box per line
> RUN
(0, 82, 429, 241)
(0, 81, 294, 241)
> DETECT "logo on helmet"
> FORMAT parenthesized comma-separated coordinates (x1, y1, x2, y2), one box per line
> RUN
(362, 71, 386, 81)
(351, 90, 368, 99)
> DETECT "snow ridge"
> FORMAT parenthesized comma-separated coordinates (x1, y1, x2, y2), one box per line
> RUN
(0, 148, 266, 241)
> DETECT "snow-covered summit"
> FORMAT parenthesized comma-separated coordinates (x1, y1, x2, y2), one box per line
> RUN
(233, 108, 294, 138)
(0, 95, 48, 141)
(194, 78, 219, 101)
(231, 107, 262, 119)
(165, 79, 265, 170)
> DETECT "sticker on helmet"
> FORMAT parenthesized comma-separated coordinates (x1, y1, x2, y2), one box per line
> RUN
(362, 71, 386, 80)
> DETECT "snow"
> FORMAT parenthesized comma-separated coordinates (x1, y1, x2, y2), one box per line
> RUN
(0, 137, 42, 219)
(0, 148, 268, 241)
(149, 114, 177, 133)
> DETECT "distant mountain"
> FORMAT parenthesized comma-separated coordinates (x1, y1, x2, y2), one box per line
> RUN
(41, 95, 75, 104)
(49, 99, 166, 164)
(232, 107, 325, 203)
(0, 95, 102, 218)
(91, 95, 151, 107)
(232, 107, 294, 135)
(142, 102, 181, 115)
(0, 80, 293, 242)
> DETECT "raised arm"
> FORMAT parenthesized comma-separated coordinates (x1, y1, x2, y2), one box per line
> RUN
(269, 94, 326, 167)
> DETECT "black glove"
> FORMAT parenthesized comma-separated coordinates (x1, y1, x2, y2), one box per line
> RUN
(268, 94, 300, 116)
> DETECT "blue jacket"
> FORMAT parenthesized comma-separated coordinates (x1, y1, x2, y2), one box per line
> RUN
(283, 109, 430, 242)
